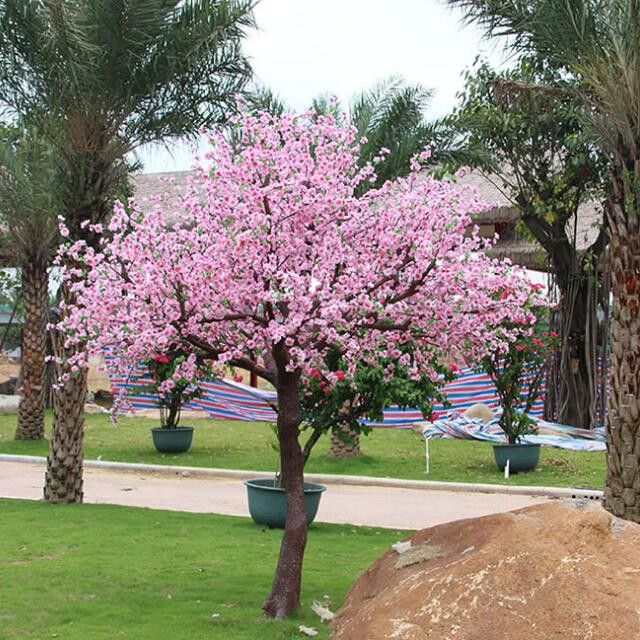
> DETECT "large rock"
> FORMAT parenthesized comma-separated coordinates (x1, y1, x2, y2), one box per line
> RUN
(332, 501, 640, 640)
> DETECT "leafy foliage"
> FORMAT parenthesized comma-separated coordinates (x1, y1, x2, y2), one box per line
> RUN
(445, 54, 609, 427)
(299, 347, 455, 462)
(478, 290, 559, 443)
(142, 347, 211, 429)
(0, 0, 255, 237)
(0, 125, 60, 267)
(446, 0, 640, 169)
(449, 56, 606, 243)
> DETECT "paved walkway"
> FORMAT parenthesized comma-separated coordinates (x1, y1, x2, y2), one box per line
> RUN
(0, 459, 550, 529)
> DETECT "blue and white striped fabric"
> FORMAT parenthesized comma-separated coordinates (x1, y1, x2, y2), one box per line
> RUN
(108, 364, 606, 448)
(421, 414, 606, 451)
(109, 364, 544, 426)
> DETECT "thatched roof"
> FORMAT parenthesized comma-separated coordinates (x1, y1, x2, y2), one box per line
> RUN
(454, 171, 519, 225)
(131, 170, 195, 219)
(454, 170, 604, 267)
(131, 169, 605, 272)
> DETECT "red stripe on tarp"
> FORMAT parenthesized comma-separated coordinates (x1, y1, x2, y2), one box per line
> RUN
(106, 360, 545, 425)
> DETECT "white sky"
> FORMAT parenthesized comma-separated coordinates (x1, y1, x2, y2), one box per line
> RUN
(137, 0, 507, 174)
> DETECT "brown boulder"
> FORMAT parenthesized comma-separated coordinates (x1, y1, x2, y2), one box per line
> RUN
(332, 501, 640, 640)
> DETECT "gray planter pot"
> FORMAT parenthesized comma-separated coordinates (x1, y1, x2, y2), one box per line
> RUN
(150, 426, 194, 453)
(493, 443, 540, 473)
(244, 478, 326, 528)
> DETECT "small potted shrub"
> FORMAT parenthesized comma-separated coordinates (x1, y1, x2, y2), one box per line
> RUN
(244, 348, 453, 527)
(143, 347, 208, 453)
(479, 287, 557, 472)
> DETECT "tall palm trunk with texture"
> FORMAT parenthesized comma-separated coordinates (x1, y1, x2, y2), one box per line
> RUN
(329, 423, 361, 458)
(44, 275, 87, 503)
(604, 168, 640, 521)
(15, 262, 48, 440)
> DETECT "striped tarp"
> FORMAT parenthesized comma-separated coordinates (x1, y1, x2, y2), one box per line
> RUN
(109, 365, 544, 427)
(421, 415, 606, 451)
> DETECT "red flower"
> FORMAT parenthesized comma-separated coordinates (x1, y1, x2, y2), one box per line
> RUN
(152, 353, 170, 363)
(515, 344, 526, 352)
(233, 374, 243, 383)
(308, 368, 321, 379)
(335, 370, 346, 380)
(450, 363, 459, 373)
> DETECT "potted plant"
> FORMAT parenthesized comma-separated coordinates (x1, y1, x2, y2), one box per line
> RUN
(478, 287, 558, 472)
(142, 347, 208, 453)
(244, 348, 453, 528)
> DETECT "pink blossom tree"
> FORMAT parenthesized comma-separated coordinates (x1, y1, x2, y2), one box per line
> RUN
(59, 110, 538, 618)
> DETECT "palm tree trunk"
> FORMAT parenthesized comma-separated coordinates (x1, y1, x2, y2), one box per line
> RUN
(604, 189, 640, 521)
(44, 277, 87, 504)
(15, 262, 48, 440)
(329, 423, 361, 458)
(262, 366, 307, 619)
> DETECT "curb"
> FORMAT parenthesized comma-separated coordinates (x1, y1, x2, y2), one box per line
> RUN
(0, 453, 603, 501)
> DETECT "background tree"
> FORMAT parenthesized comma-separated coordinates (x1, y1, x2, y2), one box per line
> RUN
(446, 0, 640, 522)
(0, 0, 254, 502)
(0, 126, 59, 440)
(59, 110, 535, 618)
(448, 56, 608, 428)
(313, 77, 448, 456)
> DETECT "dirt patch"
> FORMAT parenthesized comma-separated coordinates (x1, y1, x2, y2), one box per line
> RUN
(332, 501, 640, 640)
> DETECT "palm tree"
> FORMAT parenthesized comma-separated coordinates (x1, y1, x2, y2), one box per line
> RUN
(447, 0, 640, 521)
(0, 126, 59, 441)
(313, 78, 442, 457)
(348, 77, 439, 192)
(0, 0, 254, 503)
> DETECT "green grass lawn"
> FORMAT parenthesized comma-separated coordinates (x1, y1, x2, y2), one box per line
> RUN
(0, 498, 405, 640)
(0, 412, 605, 489)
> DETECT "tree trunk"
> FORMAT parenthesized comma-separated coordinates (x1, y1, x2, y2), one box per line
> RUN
(15, 262, 48, 440)
(329, 422, 361, 458)
(44, 278, 87, 504)
(555, 276, 598, 428)
(603, 210, 640, 522)
(523, 216, 604, 429)
(262, 366, 307, 619)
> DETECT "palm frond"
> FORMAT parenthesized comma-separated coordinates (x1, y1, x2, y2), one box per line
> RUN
(0, 125, 60, 264)
(347, 76, 435, 191)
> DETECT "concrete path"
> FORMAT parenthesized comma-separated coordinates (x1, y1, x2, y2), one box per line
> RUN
(0, 459, 550, 530)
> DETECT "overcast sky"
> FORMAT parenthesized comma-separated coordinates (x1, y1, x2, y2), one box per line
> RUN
(138, 0, 506, 174)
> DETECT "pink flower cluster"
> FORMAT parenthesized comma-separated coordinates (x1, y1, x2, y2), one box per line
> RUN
(57, 109, 538, 399)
